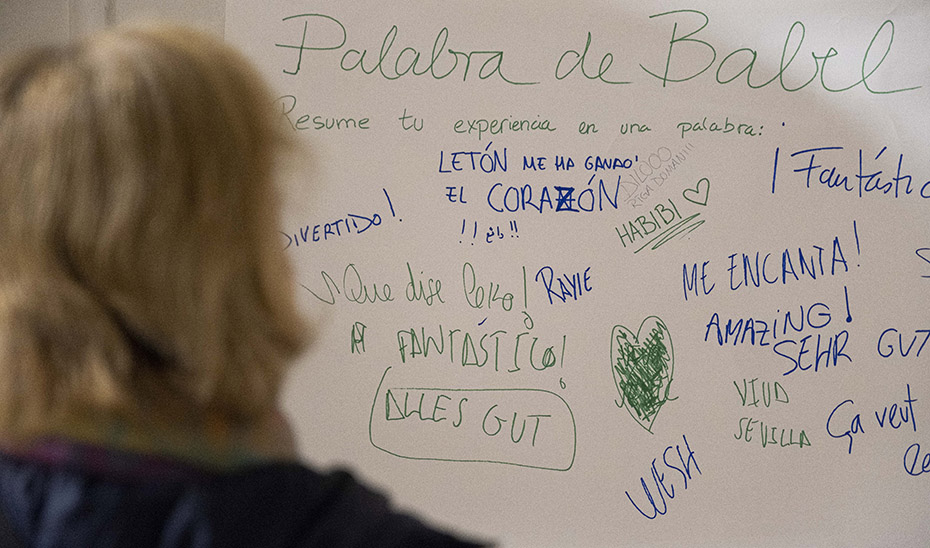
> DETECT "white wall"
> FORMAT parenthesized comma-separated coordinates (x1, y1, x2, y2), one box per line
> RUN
(112, 0, 223, 36)
(0, 0, 224, 57)
(0, 0, 70, 54)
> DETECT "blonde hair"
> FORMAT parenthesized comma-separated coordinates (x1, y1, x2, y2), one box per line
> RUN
(0, 24, 308, 434)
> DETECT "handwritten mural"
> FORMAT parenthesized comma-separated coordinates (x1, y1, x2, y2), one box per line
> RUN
(227, 2, 930, 546)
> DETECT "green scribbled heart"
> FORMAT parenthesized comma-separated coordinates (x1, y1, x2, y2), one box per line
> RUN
(610, 316, 675, 433)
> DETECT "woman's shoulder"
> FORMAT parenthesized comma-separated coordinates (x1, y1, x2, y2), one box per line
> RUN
(0, 441, 487, 548)
(211, 462, 487, 548)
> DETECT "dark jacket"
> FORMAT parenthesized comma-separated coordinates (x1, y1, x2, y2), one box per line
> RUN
(0, 442, 486, 548)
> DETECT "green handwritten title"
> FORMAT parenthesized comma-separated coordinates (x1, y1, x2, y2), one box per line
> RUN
(274, 9, 920, 94)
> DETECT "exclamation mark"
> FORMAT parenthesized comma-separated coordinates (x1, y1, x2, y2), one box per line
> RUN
(844, 285, 852, 323)
(510, 220, 519, 238)
(460, 219, 466, 244)
(771, 147, 779, 194)
(382, 188, 400, 222)
(852, 220, 861, 267)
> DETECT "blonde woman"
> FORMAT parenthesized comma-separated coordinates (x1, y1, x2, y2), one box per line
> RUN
(0, 24, 485, 548)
